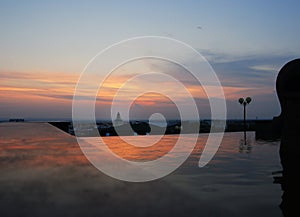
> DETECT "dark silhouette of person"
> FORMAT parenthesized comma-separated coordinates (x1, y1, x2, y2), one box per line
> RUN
(274, 58, 300, 216)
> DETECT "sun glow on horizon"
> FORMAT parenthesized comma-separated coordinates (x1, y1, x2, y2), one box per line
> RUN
(0, 66, 273, 119)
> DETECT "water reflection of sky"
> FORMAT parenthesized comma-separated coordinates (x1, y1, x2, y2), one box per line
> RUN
(168, 132, 282, 217)
(97, 132, 281, 181)
(80, 132, 282, 216)
(82, 132, 280, 173)
(0, 123, 283, 217)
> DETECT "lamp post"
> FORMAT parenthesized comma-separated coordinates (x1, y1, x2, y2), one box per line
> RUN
(238, 97, 252, 131)
(239, 97, 252, 143)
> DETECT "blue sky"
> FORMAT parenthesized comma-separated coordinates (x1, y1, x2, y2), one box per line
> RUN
(0, 0, 299, 119)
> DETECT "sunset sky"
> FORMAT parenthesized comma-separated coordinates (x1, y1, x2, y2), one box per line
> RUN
(1, 0, 300, 120)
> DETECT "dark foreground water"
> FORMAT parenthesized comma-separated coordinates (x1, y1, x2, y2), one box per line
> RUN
(0, 123, 283, 217)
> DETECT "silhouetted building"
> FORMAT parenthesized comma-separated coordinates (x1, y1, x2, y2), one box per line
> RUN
(113, 112, 124, 126)
(9, 118, 24, 122)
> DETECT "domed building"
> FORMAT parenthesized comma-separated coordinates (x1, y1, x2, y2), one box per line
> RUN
(113, 112, 124, 126)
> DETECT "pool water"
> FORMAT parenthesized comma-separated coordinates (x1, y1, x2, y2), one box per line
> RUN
(0, 123, 283, 217)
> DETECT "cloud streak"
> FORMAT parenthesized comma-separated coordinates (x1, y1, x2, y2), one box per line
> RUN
(0, 51, 295, 119)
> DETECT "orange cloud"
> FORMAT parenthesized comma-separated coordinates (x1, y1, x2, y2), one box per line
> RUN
(0, 71, 78, 103)
(0, 70, 274, 119)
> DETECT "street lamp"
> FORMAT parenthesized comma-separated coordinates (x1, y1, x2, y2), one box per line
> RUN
(238, 97, 252, 132)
